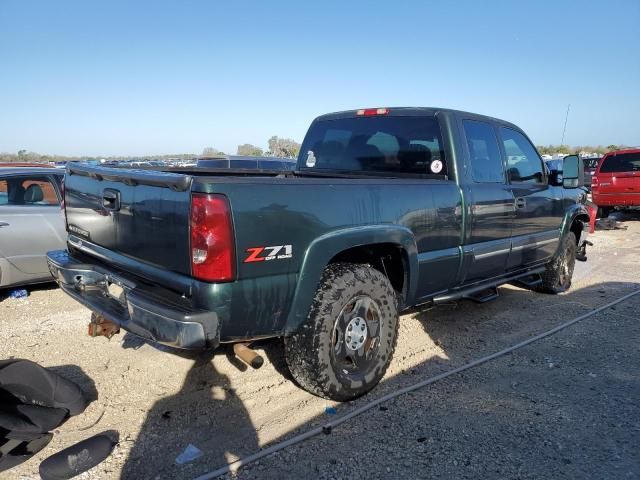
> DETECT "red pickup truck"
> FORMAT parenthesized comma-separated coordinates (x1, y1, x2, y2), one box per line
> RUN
(592, 149, 640, 217)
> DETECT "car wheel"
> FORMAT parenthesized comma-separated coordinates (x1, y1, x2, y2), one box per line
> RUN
(537, 232, 577, 294)
(284, 263, 399, 401)
(597, 206, 612, 218)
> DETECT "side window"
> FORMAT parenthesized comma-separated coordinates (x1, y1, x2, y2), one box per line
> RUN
(0, 176, 60, 206)
(499, 127, 545, 184)
(0, 180, 7, 205)
(462, 120, 504, 183)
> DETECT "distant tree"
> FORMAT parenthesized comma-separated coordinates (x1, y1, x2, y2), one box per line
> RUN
(266, 136, 300, 158)
(201, 147, 225, 157)
(236, 144, 264, 156)
(606, 144, 619, 151)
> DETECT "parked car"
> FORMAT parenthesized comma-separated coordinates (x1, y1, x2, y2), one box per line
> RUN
(592, 148, 640, 217)
(196, 155, 296, 171)
(582, 156, 601, 190)
(0, 167, 66, 288)
(48, 107, 590, 400)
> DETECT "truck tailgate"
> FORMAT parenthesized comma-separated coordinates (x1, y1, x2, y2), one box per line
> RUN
(64, 164, 193, 275)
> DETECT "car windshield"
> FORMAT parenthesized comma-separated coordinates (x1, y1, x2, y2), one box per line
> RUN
(298, 115, 447, 176)
(599, 152, 640, 173)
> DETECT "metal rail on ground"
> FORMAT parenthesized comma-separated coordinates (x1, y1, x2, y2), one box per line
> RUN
(194, 287, 640, 480)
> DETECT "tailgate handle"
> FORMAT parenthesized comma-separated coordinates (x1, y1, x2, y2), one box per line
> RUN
(102, 189, 121, 211)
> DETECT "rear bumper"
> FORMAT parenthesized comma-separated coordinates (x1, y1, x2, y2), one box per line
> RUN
(46, 250, 216, 349)
(592, 192, 640, 207)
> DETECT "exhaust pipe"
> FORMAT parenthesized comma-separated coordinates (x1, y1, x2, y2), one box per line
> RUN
(88, 313, 120, 339)
(233, 343, 264, 369)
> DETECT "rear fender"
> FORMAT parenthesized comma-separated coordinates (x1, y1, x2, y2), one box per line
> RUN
(284, 225, 418, 333)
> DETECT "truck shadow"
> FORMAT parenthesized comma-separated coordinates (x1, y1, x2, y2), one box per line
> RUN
(120, 353, 259, 479)
(120, 280, 638, 479)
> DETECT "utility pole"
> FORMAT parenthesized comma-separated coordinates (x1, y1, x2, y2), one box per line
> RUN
(560, 104, 571, 146)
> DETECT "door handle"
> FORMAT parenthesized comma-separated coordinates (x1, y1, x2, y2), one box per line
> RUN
(0, 222, 9, 227)
(102, 189, 121, 211)
(515, 197, 527, 209)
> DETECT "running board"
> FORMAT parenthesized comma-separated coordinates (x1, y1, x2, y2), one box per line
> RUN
(433, 267, 546, 304)
(510, 273, 543, 290)
(464, 287, 498, 303)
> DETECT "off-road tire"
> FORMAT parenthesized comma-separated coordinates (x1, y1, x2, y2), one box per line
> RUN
(536, 232, 577, 294)
(284, 263, 399, 401)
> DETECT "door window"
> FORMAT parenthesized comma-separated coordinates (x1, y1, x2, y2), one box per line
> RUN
(499, 128, 545, 184)
(0, 176, 59, 206)
(463, 120, 504, 183)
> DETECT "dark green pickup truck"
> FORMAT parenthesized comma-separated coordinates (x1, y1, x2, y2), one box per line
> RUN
(48, 107, 591, 400)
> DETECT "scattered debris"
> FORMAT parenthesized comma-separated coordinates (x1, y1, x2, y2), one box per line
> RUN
(39, 431, 118, 480)
(8, 289, 28, 299)
(324, 406, 337, 415)
(595, 217, 628, 231)
(175, 444, 203, 465)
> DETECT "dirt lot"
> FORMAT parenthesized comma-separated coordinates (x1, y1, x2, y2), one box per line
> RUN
(2, 212, 639, 480)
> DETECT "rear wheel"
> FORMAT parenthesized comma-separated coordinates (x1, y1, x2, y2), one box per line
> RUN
(537, 232, 577, 294)
(284, 263, 399, 401)
(597, 206, 612, 218)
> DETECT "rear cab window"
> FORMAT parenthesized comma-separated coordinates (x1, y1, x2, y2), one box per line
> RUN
(599, 152, 640, 173)
(298, 113, 448, 177)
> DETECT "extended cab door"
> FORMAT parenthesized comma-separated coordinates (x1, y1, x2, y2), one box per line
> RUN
(458, 118, 515, 282)
(498, 127, 564, 268)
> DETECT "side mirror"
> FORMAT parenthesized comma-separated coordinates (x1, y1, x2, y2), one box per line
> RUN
(562, 155, 583, 189)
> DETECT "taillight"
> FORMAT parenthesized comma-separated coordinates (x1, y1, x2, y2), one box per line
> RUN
(190, 193, 235, 282)
(356, 108, 389, 116)
(591, 176, 599, 189)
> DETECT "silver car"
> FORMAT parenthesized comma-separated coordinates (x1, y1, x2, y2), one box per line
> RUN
(0, 167, 66, 288)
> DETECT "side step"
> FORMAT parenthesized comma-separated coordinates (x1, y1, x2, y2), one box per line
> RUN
(510, 273, 543, 290)
(464, 287, 498, 303)
(432, 266, 546, 305)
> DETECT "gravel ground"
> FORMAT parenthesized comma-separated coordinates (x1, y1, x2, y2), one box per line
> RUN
(1, 211, 639, 479)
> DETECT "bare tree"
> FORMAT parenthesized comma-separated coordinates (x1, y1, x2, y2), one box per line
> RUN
(236, 144, 264, 156)
(201, 147, 225, 157)
(267, 136, 300, 159)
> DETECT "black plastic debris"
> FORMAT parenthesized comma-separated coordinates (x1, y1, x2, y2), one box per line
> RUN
(39, 431, 118, 480)
(0, 359, 88, 473)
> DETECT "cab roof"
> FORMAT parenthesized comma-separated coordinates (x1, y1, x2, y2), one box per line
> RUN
(314, 107, 521, 130)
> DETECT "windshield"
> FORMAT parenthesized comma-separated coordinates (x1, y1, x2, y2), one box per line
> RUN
(298, 115, 447, 176)
(600, 152, 640, 173)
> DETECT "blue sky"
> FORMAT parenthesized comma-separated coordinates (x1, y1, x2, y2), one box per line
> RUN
(1, 0, 638, 156)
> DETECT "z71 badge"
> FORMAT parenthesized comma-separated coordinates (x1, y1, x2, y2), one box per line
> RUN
(244, 245, 293, 263)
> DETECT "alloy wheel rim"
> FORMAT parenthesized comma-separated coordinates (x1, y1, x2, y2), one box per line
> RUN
(331, 295, 382, 379)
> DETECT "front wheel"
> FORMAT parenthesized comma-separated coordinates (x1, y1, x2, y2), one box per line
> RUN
(284, 263, 399, 401)
(537, 232, 577, 294)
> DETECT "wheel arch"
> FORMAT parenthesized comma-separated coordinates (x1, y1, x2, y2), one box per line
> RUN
(284, 225, 418, 334)
(559, 204, 590, 250)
